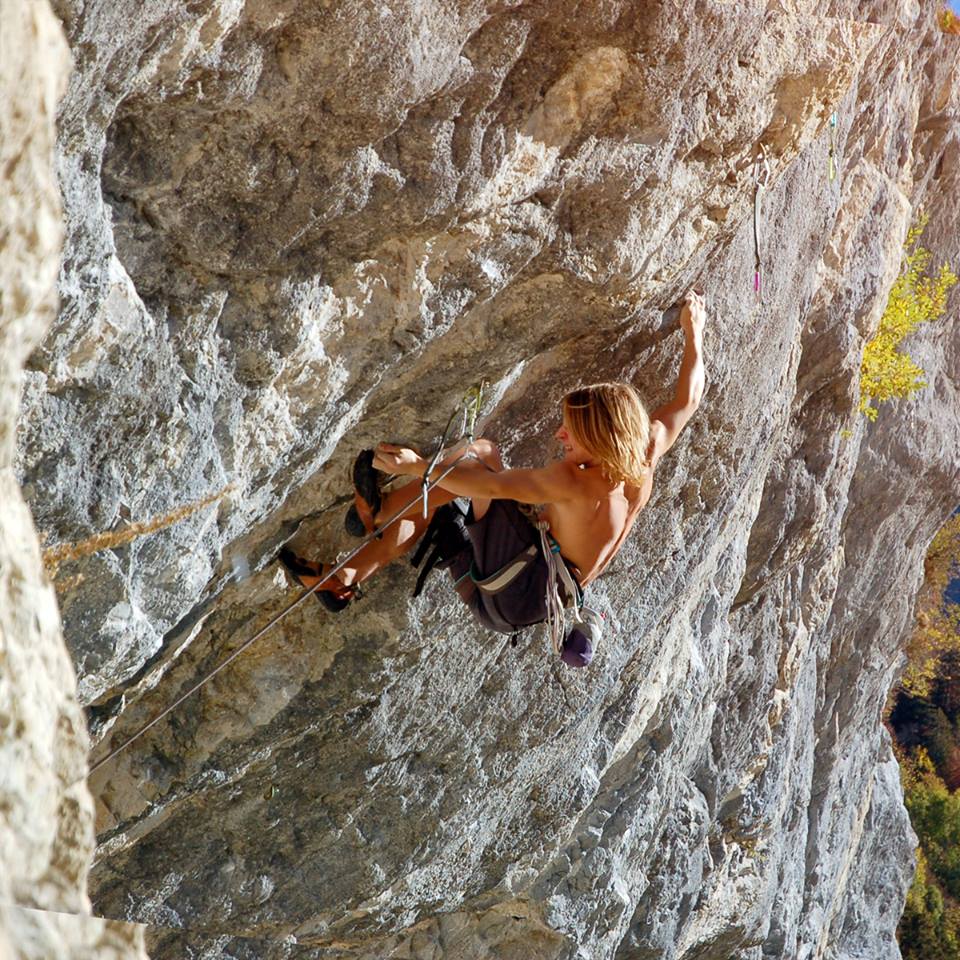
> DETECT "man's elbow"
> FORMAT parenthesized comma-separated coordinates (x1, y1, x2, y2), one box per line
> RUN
(677, 384, 704, 412)
(689, 373, 706, 408)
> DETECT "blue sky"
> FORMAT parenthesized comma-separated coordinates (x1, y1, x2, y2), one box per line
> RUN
(948, 1, 960, 13)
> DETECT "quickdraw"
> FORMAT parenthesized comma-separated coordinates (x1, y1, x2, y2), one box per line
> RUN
(828, 111, 838, 182)
(420, 382, 484, 518)
(752, 142, 771, 301)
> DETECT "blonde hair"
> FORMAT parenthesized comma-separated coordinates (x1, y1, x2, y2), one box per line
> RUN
(563, 382, 651, 487)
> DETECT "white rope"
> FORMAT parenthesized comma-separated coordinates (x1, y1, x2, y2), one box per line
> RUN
(537, 521, 563, 654)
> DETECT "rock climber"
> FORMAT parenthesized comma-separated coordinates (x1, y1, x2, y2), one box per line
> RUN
(280, 288, 706, 659)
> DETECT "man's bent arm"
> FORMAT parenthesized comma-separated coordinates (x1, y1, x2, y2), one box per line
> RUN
(423, 457, 571, 505)
(377, 445, 573, 505)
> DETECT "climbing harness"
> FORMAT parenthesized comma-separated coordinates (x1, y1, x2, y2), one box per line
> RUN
(411, 501, 543, 603)
(410, 500, 601, 666)
(828, 111, 838, 182)
(471, 545, 540, 596)
(751, 142, 771, 301)
(410, 502, 471, 597)
(87, 386, 488, 778)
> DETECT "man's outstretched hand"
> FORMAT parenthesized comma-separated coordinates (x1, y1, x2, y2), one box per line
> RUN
(679, 288, 707, 339)
(373, 443, 423, 476)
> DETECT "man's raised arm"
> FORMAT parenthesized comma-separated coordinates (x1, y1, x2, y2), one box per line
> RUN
(647, 289, 706, 463)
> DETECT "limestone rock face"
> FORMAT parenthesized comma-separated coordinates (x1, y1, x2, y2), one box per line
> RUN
(13, 1, 960, 958)
(0, 1, 146, 956)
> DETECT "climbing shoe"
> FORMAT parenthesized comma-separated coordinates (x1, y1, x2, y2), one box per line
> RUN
(278, 548, 357, 613)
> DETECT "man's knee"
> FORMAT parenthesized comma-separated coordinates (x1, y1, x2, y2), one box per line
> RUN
(471, 438, 503, 470)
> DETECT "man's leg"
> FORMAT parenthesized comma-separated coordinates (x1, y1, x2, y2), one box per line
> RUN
(301, 439, 503, 590)
(455, 437, 501, 522)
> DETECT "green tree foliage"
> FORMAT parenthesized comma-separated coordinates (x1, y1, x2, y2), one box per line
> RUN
(900, 844, 960, 960)
(903, 751, 960, 901)
(890, 512, 960, 956)
(897, 748, 960, 958)
(859, 209, 957, 421)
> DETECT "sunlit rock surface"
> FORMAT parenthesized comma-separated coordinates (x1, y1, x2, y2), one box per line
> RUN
(13, 1, 960, 957)
(0, 0, 146, 957)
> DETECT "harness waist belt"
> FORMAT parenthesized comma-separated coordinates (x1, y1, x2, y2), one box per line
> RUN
(472, 545, 538, 594)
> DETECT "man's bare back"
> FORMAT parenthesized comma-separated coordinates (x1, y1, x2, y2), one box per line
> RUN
(539, 430, 660, 586)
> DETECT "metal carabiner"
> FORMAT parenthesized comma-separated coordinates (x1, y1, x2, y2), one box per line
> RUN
(752, 142, 771, 190)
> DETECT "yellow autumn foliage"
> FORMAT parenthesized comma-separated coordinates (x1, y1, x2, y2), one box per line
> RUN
(940, 8, 960, 35)
(858, 209, 958, 422)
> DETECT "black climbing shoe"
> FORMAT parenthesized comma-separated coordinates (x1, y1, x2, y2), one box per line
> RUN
(278, 548, 356, 613)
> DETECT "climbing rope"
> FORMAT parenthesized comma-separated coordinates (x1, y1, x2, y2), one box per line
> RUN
(537, 521, 568, 656)
(535, 520, 589, 656)
(87, 387, 486, 779)
(752, 142, 771, 301)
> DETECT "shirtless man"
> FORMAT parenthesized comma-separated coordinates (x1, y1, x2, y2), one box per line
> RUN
(282, 288, 706, 654)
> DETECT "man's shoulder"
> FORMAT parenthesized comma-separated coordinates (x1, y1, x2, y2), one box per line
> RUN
(541, 458, 603, 500)
(648, 418, 668, 444)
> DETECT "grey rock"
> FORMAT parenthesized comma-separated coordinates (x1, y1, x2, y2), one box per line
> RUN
(12, 1, 960, 958)
(0, 0, 147, 956)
